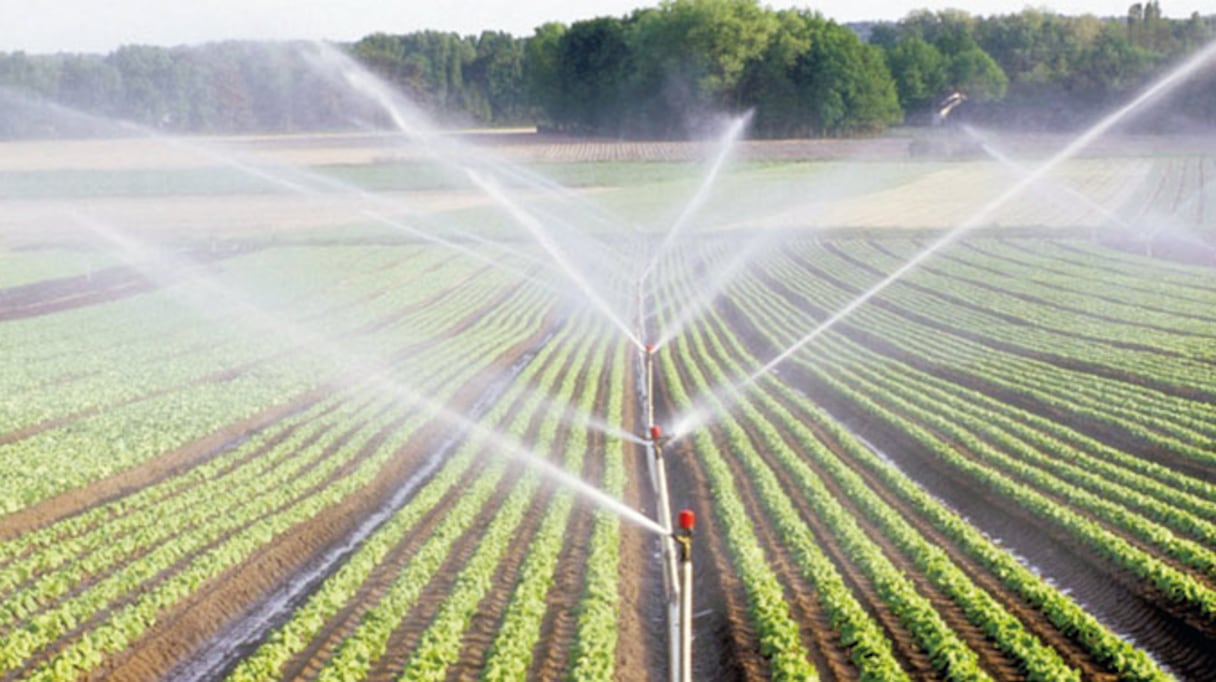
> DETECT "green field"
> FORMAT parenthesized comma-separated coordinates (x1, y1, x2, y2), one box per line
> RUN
(1, 132, 1214, 681)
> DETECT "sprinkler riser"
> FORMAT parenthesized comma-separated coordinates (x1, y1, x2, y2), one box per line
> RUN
(675, 509, 695, 682)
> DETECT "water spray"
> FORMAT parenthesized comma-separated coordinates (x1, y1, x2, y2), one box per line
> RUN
(671, 37, 1216, 440)
(640, 112, 753, 287)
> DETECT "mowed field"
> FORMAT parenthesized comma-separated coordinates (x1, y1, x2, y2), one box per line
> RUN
(1, 131, 1215, 681)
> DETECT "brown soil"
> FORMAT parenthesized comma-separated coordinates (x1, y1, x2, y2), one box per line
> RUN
(0, 387, 329, 541)
(771, 250, 1216, 481)
(0, 252, 244, 321)
(615, 352, 664, 681)
(525, 356, 608, 681)
(361, 469, 530, 681)
(710, 265, 1216, 678)
(670, 321, 923, 680)
(722, 285, 1216, 677)
(654, 367, 775, 681)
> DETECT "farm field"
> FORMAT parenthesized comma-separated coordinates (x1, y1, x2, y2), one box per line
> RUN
(1, 125, 1215, 682)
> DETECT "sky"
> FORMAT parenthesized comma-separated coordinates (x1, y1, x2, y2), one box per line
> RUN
(2, 0, 1207, 55)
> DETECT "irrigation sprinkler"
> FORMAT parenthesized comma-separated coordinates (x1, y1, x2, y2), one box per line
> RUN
(649, 424, 678, 596)
(645, 414, 689, 681)
(674, 509, 695, 682)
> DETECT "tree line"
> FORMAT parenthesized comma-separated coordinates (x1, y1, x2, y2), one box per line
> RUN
(1, 1, 1213, 139)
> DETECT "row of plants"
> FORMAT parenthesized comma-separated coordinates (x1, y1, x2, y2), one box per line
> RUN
(308, 315, 601, 682)
(0, 250, 473, 509)
(228, 312, 596, 680)
(840, 240, 1216, 358)
(0, 249, 121, 289)
(657, 258, 890, 680)
(673, 331, 990, 680)
(3, 278, 553, 679)
(840, 366, 1216, 619)
(745, 249, 1216, 568)
(0, 261, 530, 566)
(884, 240, 1216, 339)
(837, 350, 1216, 549)
(809, 242, 1216, 396)
(764, 246, 1216, 470)
(397, 323, 608, 680)
(565, 345, 627, 680)
(657, 349, 820, 677)
(834, 335, 1216, 523)
(3, 245, 416, 395)
(1, 246, 473, 430)
(1028, 241, 1216, 294)
(709, 258, 1171, 680)
(728, 252, 1216, 622)
(0, 264, 503, 577)
(681, 295, 1083, 681)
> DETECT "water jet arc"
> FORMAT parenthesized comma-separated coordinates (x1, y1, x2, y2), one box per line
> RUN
(672, 38, 1216, 439)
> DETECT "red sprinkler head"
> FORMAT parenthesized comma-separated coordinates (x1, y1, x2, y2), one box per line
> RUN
(645, 343, 655, 354)
(649, 425, 662, 441)
(678, 509, 695, 532)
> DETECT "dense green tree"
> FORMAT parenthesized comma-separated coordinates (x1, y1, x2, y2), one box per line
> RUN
(107, 45, 179, 125)
(2, 4, 1214, 139)
(739, 9, 813, 135)
(555, 17, 631, 133)
(523, 22, 566, 127)
(623, 0, 778, 136)
(56, 56, 121, 114)
(883, 36, 947, 112)
(468, 31, 527, 123)
(948, 46, 1007, 101)
(793, 13, 901, 134)
(878, 10, 1008, 110)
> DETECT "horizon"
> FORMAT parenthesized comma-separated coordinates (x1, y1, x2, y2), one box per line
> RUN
(4, 0, 1208, 56)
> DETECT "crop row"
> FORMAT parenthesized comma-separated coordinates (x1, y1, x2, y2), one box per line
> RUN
(232, 311, 627, 680)
(0, 246, 476, 430)
(887, 240, 1216, 337)
(745, 249, 1216, 562)
(0, 257, 505, 565)
(836, 239, 1216, 356)
(0, 250, 521, 513)
(993, 240, 1216, 297)
(753, 252, 1216, 566)
(658, 255, 898, 679)
(226, 306, 587, 680)
(660, 252, 1098, 680)
(665, 242, 1177, 679)
(728, 248, 1216, 624)
(760, 245, 1216, 470)
(2, 277, 552, 679)
(395, 328, 607, 681)
(808, 242, 1216, 396)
